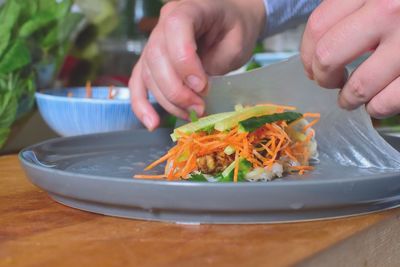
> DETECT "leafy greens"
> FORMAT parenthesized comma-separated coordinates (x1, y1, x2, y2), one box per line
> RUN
(0, 0, 83, 147)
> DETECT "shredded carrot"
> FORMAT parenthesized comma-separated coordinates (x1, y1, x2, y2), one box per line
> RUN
(291, 165, 314, 170)
(133, 174, 166, 179)
(303, 113, 321, 118)
(233, 150, 240, 183)
(305, 130, 314, 143)
(303, 118, 319, 132)
(108, 85, 115, 99)
(258, 103, 297, 111)
(145, 152, 173, 171)
(253, 150, 268, 164)
(86, 81, 92, 98)
(134, 106, 320, 182)
(283, 147, 298, 163)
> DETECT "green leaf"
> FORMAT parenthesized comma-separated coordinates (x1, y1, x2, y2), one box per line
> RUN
(216, 174, 232, 183)
(19, 11, 56, 38)
(161, 115, 177, 128)
(189, 110, 199, 122)
(37, 0, 58, 13)
(42, 13, 83, 49)
(0, 30, 11, 59)
(0, 0, 21, 59)
(41, 27, 58, 50)
(75, 0, 118, 37)
(0, 39, 31, 74)
(0, 91, 18, 129)
(0, 127, 11, 148)
(188, 173, 208, 182)
(16, 73, 36, 117)
(252, 43, 265, 54)
(55, 0, 73, 18)
(239, 112, 303, 132)
(246, 60, 262, 71)
(0, 0, 21, 30)
(16, 0, 38, 21)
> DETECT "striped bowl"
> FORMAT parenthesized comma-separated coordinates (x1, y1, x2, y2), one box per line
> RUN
(35, 87, 168, 137)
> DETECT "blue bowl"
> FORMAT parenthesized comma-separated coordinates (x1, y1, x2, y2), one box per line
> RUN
(35, 87, 168, 136)
(253, 52, 298, 67)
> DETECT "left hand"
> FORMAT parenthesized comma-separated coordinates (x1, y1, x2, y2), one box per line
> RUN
(301, 0, 400, 118)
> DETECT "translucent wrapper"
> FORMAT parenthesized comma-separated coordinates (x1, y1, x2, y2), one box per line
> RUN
(206, 56, 400, 170)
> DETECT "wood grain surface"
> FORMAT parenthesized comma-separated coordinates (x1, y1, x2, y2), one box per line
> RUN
(1, 154, 399, 267)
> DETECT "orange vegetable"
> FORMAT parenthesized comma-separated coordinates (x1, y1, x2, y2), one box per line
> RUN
(133, 174, 166, 179)
(108, 85, 115, 100)
(85, 81, 92, 98)
(135, 106, 320, 182)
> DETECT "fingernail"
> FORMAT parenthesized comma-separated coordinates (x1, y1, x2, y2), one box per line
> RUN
(143, 115, 154, 130)
(338, 96, 352, 110)
(189, 105, 204, 116)
(186, 75, 205, 93)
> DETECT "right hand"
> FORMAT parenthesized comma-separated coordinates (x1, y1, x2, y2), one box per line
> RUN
(129, 0, 266, 130)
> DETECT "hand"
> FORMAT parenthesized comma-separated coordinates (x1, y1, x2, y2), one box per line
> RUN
(301, 0, 400, 118)
(129, 0, 266, 130)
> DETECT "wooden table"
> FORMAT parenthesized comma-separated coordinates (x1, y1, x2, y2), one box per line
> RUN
(1, 154, 400, 267)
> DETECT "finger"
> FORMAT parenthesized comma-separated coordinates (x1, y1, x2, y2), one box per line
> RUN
(311, 5, 381, 89)
(366, 76, 400, 118)
(301, 0, 365, 78)
(129, 59, 160, 131)
(338, 39, 400, 110)
(201, 26, 249, 75)
(143, 30, 205, 116)
(162, 1, 208, 93)
(141, 59, 189, 120)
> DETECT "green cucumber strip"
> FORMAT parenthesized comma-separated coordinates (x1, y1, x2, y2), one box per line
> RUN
(223, 145, 235, 155)
(171, 111, 234, 141)
(220, 158, 252, 182)
(222, 160, 236, 178)
(214, 105, 279, 132)
(238, 112, 303, 132)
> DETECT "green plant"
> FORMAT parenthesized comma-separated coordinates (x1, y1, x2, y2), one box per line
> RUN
(0, 0, 83, 147)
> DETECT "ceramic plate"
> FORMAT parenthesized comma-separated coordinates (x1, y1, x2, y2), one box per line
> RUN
(20, 129, 400, 224)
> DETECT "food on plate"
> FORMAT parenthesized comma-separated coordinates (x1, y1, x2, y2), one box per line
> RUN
(66, 81, 116, 99)
(134, 104, 320, 182)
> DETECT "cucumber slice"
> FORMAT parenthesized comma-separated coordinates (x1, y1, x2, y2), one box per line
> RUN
(214, 105, 279, 132)
(238, 112, 303, 132)
(171, 105, 286, 141)
(171, 111, 234, 141)
(220, 158, 252, 181)
(222, 160, 236, 178)
(224, 145, 235, 155)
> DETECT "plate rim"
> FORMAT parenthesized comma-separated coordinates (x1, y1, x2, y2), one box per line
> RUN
(18, 129, 400, 187)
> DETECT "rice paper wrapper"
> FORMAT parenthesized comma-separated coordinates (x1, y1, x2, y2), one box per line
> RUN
(206, 56, 400, 170)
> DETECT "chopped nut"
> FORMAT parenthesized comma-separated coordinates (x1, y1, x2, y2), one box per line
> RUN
(196, 151, 234, 174)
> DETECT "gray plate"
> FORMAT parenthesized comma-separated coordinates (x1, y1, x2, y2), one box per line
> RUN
(19, 129, 400, 224)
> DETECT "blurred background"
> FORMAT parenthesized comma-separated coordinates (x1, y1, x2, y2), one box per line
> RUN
(0, 0, 398, 153)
